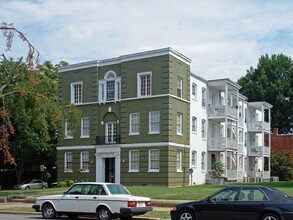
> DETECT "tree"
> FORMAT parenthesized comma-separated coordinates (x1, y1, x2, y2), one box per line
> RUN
(238, 54, 293, 134)
(1, 23, 80, 184)
(271, 152, 293, 181)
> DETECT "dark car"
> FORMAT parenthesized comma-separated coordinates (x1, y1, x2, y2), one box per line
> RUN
(170, 186, 293, 220)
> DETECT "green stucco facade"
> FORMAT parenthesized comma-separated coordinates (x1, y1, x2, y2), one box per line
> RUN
(57, 48, 191, 186)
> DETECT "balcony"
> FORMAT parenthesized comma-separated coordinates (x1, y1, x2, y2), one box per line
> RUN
(208, 105, 238, 119)
(248, 145, 270, 157)
(96, 135, 121, 145)
(248, 121, 270, 132)
(208, 138, 237, 151)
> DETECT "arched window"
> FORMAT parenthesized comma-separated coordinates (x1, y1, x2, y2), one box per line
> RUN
(99, 71, 121, 102)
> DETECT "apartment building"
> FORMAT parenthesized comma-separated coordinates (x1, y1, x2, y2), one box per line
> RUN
(57, 48, 272, 186)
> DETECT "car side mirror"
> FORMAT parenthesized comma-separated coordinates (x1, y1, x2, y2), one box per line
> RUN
(63, 191, 68, 195)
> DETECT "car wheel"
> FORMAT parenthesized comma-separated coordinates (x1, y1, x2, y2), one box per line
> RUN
(42, 203, 57, 219)
(178, 209, 195, 220)
(97, 206, 112, 220)
(261, 213, 280, 220)
(25, 186, 30, 190)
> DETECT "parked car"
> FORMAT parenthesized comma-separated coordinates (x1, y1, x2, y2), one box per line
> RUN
(170, 185, 293, 220)
(32, 182, 152, 220)
(14, 179, 48, 190)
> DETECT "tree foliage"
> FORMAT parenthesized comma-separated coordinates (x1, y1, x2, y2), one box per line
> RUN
(238, 54, 293, 134)
(270, 151, 293, 181)
(1, 22, 80, 183)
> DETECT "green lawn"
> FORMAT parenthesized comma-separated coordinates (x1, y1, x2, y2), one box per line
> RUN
(1, 181, 292, 200)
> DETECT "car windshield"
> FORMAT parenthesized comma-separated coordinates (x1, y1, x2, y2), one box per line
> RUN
(106, 184, 131, 195)
(22, 179, 32, 184)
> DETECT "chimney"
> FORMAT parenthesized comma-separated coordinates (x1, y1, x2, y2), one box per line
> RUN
(273, 128, 279, 135)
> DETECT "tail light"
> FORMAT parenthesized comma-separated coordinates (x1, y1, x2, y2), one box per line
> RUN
(145, 201, 152, 206)
(128, 201, 137, 207)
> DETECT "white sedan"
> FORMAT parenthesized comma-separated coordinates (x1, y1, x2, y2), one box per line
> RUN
(32, 182, 152, 220)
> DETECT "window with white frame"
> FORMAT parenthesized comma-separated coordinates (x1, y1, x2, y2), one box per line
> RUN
(220, 124, 224, 137)
(148, 149, 160, 172)
(244, 157, 247, 171)
(191, 150, 197, 167)
(65, 120, 73, 139)
(80, 152, 89, 172)
(149, 111, 160, 134)
(239, 129, 243, 143)
(201, 119, 206, 139)
(192, 83, 197, 100)
(201, 152, 206, 172)
(177, 77, 183, 98)
(192, 116, 197, 134)
(177, 112, 183, 135)
(129, 150, 139, 172)
(99, 71, 121, 102)
(129, 113, 140, 135)
(202, 88, 206, 107)
(81, 117, 90, 138)
(64, 152, 73, 172)
(238, 155, 243, 169)
(176, 150, 183, 172)
(71, 82, 82, 104)
(137, 72, 151, 97)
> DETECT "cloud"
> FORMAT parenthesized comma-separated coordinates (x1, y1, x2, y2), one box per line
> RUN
(1, 0, 293, 81)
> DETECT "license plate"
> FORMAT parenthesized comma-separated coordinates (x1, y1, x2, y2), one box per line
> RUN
(137, 202, 145, 207)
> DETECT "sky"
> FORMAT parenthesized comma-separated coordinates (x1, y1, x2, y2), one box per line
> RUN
(1, 0, 293, 81)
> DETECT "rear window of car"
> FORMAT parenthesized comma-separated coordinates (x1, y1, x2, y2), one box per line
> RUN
(107, 184, 130, 195)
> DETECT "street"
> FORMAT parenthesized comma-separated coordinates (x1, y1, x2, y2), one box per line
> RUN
(0, 213, 98, 220)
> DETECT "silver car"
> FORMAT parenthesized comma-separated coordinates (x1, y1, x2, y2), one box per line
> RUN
(14, 179, 48, 190)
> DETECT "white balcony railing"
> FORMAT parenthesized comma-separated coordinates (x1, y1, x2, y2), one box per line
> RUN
(208, 138, 238, 151)
(249, 121, 270, 132)
(238, 144, 243, 153)
(227, 169, 237, 180)
(208, 105, 238, 119)
(248, 145, 271, 156)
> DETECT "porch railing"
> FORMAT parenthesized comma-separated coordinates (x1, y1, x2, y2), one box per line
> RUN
(208, 138, 238, 151)
(248, 121, 270, 132)
(208, 105, 238, 119)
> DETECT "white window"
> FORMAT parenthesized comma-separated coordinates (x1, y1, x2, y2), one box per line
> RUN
(64, 152, 73, 172)
(192, 116, 197, 134)
(129, 150, 139, 172)
(202, 88, 206, 107)
(239, 129, 243, 143)
(81, 117, 90, 138)
(176, 150, 183, 172)
(149, 149, 160, 172)
(192, 83, 197, 100)
(238, 155, 243, 170)
(99, 71, 121, 102)
(201, 119, 206, 139)
(177, 112, 183, 135)
(149, 111, 160, 134)
(71, 82, 82, 104)
(65, 120, 73, 139)
(177, 77, 183, 98)
(129, 113, 140, 135)
(191, 150, 197, 167)
(80, 152, 89, 172)
(137, 72, 151, 97)
(201, 152, 206, 172)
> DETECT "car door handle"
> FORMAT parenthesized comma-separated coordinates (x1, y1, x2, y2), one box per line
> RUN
(93, 197, 97, 199)
(75, 196, 79, 199)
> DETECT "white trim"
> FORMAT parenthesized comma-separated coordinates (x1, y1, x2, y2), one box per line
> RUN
(71, 81, 83, 104)
(56, 142, 190, 151)
(149, 111, 160, 134)
(80, 117, 90, 138)
(57, 145, 96, 150)
(59, 48, 191, 73)
(129, 150, 139, 172)
(129, 112, 140, 135)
